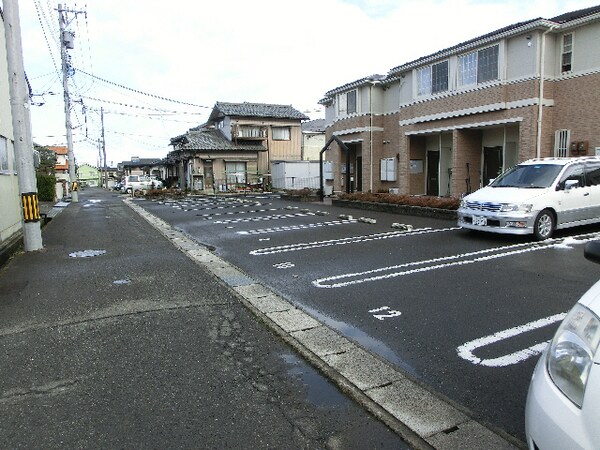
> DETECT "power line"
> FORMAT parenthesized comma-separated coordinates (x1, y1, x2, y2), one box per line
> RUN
(78, 95, 205, 115)
(75, 68, 212, 109)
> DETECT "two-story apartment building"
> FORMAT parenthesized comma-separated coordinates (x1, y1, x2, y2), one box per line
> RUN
(168, 102, 308, 192)
(320, 5, 600, 197)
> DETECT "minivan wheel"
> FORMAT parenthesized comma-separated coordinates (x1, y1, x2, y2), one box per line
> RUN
(534, 209, 555, 240)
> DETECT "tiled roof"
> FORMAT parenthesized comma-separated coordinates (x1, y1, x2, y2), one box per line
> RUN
(302, 119, 326, 133)
(551, 5, 600, 23)
(48, 145, 68, 155)
(212, 102, 309, 121)
(322, 74, 386, 98)
(121, 158, 162, 167)
(171, 128, 266, 152)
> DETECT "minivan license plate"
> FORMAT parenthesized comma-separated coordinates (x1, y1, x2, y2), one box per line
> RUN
(473, 216, 487, 226)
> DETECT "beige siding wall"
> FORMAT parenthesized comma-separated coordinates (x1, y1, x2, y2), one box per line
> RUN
(0, 17, 24, 246)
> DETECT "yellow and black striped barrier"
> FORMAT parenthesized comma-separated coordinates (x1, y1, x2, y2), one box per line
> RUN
(22, 192, 41, 223)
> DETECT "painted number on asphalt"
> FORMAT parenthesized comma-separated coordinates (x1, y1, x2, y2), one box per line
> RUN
(369, 306, 402, 321)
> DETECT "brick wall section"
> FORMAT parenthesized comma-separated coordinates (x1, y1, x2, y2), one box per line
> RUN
(408, 136, 426, 194)
(395, 80, 540, 121)
(552, 73, 600, 153)
(453, 129, 483, 195)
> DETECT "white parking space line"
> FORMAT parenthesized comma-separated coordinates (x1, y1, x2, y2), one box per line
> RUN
(215, 212, 316, 224)
(250, 227, 458, 255)
(313, 232, 599, 288)
(238, 219, 359, 236)
(456, 313, 567, 367)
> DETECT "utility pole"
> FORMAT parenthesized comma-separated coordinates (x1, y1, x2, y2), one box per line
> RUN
(3, 0, 44, 251)
(101, 107, 108, 188)
(57, 3, 85, 202)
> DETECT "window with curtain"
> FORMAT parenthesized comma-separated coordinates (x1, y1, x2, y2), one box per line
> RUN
(458, 44, 499, 86)
(239, 126, 263, 138)
(416, 66, 432, 96)
(226, 161, 247, 184)
(458, 52, 477, 86)
(272, 127, 291, 141)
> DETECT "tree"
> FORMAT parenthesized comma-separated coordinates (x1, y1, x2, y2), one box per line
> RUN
(34, 144, 57, 201)
(34, 144, 56, 175)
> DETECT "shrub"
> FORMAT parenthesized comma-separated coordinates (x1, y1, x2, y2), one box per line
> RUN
(36, 174, 56, 201)
(337, 192, 460, 210)
(282, 187, 318, 198)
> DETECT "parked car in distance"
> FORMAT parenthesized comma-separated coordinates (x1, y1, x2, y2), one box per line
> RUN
(142, 176, 163, 189)
(525, 240, 600, 450)
(121, 175, 146, 193)
(458, 157, 600, 240)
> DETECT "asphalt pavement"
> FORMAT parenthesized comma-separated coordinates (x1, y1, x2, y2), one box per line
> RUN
(0, 188, 522, 449)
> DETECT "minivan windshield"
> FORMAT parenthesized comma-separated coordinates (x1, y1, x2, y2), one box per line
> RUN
(490, 164, 563, 188)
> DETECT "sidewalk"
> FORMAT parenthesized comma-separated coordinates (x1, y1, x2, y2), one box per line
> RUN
(0, 188, 408, 449)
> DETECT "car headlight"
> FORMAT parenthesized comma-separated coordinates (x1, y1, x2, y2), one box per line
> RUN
(499, 203, 533, 213)
(547, 303, 600, 408)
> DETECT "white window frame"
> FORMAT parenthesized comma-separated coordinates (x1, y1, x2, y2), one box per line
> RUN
(458, 52, 477, 87)
(380, 158, 397, 181)
(555, 129, 570, 157)
(431, 60, 449, 94)
(561, 33, 573, 73)
(458, 44, 499, 87)
(416, 66, 432, 96)
(272, 127, 291, 141)
(346, 89, 357, 114)
(416, 60, 449, 97)
(0, 136, 9, 173)
(336, 89, 358, 116)
(337, 92, 347, 115)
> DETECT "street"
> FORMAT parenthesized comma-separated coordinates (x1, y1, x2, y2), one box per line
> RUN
(139, 192, 600, 442)
(0, 189, 409, 449)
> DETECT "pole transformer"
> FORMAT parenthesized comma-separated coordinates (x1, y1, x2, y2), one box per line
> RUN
(3, 0, 43, 251)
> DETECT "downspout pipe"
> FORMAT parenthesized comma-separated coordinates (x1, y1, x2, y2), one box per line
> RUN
(536, 25, 557, 159)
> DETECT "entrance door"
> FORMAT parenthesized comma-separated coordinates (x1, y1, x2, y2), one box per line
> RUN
(427, 151, 440, 196)
(483, 146, 503, 186)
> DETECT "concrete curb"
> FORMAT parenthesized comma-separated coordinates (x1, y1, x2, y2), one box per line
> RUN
(125, 198, 523, 450)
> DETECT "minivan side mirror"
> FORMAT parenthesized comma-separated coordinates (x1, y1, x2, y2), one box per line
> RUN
(564, 179, 580, 190)
(584, 241, 600, 265)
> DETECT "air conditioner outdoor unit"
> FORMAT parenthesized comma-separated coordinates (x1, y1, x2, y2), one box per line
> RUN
(388, 188, 400, 194)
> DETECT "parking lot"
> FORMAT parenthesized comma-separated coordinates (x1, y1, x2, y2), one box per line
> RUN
(139, 193, 600, 442)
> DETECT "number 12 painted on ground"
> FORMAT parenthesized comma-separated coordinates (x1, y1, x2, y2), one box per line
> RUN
(369, 306, 402, 321)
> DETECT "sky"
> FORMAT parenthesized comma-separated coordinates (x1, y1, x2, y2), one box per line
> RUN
(11, 0, 600, 167)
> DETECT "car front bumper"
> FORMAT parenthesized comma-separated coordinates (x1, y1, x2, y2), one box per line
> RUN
(457, 208, 536, 235)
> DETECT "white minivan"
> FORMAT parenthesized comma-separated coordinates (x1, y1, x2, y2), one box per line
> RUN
(457, 157, 600, 240)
